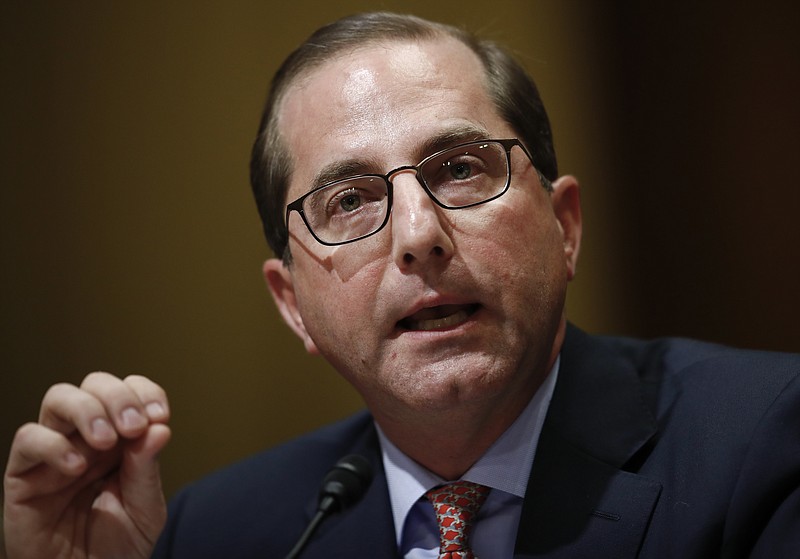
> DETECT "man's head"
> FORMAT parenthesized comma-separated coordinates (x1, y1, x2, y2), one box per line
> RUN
(255, 12, 581, 439)
(250, 12, 558, 262)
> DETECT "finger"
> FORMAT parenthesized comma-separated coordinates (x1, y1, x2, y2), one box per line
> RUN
(122, 374, 170, 424)
(119, 423, 172, 540)
(80, 371, 150, 439)
(39, 383, 119, 450)
(5, 422, 87, 478)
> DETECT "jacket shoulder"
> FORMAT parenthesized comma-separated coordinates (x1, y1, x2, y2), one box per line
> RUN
(591, 330, 800, 404)
(153, 410, 378, 558)
(554, 327, 800, 556)
(179, 409, 374, 495)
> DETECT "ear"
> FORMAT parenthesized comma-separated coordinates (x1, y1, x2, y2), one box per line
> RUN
(262, 258, 320, 354)
(550, 175, 582, 281)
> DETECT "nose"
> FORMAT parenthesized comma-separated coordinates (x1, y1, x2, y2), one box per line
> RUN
(389, 171, 454, 269)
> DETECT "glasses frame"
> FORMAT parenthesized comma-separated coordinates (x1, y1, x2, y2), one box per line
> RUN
(285, 138, 535, 247)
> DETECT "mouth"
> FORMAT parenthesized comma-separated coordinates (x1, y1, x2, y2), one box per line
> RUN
(397, 304, 480, 332)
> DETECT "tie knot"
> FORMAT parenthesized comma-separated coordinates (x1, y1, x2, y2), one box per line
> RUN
(425, 481, 490, 559)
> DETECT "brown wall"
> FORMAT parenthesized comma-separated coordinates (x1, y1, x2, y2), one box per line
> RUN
(2, 1, 798, 516)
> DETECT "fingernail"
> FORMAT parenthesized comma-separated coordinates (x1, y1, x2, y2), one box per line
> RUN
(145, 402, 166, 419)
(63, 451, 85, 469)
(91, 417, 115, 440)
(120, 407, 146, 430)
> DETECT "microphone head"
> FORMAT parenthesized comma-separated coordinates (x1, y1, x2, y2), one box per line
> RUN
(318, 454, 373, 514)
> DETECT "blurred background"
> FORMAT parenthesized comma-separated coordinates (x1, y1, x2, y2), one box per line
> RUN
(2, 0, 798, 517)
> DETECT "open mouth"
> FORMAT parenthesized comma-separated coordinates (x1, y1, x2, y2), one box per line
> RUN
(397, 304, 480, 332)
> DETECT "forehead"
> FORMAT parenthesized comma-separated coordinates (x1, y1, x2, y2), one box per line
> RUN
(277, 37, 512, 195)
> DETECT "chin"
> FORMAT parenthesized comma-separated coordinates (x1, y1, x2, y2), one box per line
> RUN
(388, 354, 518, 407)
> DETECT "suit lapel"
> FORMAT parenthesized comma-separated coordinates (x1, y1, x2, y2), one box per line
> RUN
(515, 326, 662, 558)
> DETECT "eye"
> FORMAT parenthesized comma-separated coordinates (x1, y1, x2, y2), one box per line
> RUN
(320, 179, 387, 219)
(327, 187, 363, 214)
(429, 154, 487, 186)
(337, 191, 361, 212)
(449, 162, 472, 180)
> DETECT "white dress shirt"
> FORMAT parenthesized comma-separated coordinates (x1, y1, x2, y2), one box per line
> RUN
(376, 358, 560, 559)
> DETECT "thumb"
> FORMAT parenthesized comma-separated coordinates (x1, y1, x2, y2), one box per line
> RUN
(120, 423, 172, 539)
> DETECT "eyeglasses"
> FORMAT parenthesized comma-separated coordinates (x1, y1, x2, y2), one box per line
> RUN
(285, 138, 536, 246)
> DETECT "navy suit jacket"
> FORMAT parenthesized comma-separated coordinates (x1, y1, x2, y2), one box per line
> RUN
(152, 326, 800, 558)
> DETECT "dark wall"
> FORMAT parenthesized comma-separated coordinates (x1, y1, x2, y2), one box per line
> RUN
(603, 2, 800, 351)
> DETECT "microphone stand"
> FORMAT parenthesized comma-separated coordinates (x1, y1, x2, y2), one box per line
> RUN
(284, 494, 337, 559)
(283, 455, 373, 559)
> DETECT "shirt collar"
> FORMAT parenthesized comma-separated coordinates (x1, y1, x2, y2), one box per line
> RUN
(376, 357, 560, 544)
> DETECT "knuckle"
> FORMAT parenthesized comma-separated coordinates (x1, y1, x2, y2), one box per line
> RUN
(123, 373, 150, 387)
(42, 382, 75, 401)
(39, 383, 79, 419)
(10, 423, 54, 461)
(13, 422, 39, 444)
(81, 370, 115, 388)
(125, 374, 166, 398)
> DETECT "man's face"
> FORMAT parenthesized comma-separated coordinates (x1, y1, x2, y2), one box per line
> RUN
(265, 37, 580, 426)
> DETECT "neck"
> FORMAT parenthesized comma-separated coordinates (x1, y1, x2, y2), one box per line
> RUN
(380, 409, 522, 480)
(373, 367, 548, 480)
(371, 319, 565, 480)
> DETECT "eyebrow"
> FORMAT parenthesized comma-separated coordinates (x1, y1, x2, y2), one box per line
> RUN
(312, 159, 377, 190)
(415, 124, 492, 161)
(310, 123, 493, 190)
(311, 159, 370, 190)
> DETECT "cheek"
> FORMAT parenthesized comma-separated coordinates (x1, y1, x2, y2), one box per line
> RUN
(328, 235, 389, 283)
(293, 252, 385, 341)
(459, 196, 566, 302)
(456, 196, 544, 266)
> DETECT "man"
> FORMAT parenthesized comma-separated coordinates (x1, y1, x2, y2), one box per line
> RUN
(4, 12, 799, 559)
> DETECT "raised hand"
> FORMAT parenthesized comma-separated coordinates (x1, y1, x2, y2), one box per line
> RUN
(4, 372, 171, 559)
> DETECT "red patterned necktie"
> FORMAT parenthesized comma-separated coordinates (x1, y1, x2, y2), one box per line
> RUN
(425, 481, 490, 559)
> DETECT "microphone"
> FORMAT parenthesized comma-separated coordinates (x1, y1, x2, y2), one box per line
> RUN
(284, 454, 374, 559)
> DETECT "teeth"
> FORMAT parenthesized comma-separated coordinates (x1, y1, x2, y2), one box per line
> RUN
(409, 309, 470, 331)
